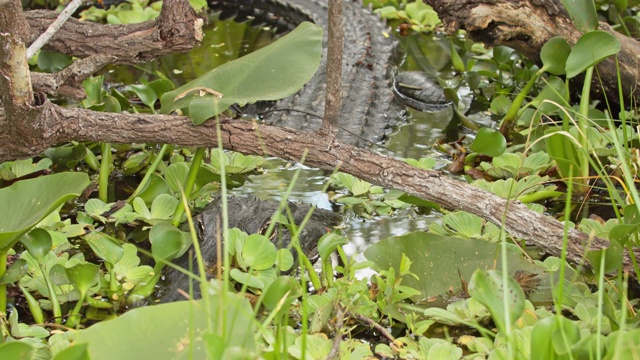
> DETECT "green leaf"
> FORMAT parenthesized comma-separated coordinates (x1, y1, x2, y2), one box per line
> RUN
(263, 276, 302, 318)
(161, 22, 323, 124)
(0, 173, 89, 253)
(241, 234, 277, 270)
(365, 232, 555, 303)
(586, 238, 624, 275)
(82, 76, 105, 105)
(150, 223, 185, 264)
(37, 50, 72, 73)
(470, 128, 506, 157)
(545, 129, 581, 180)
(52, 343, 90, 360)
(21, 228, 52, 261)
(127, 84, 158, 110)
(66, 263, 100, 295)
(566, 31, 621, 78)
(540, 37, 571, 75)
(0, 341, 35, 359)
(468, 269, 525, 334)
(149, 194, 179, 220)
(84, 231, 124, 265)
(164, 162, 190, 194)
(0, 259, 28, 284)
(317, 233, 349, 261)
(276, 248, 294, 272)
(70, 295, 257, 360)
(561, 0, 598, 33)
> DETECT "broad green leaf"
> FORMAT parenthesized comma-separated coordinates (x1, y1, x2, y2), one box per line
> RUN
(161, 22, 323, 124)
(66, 263, 100, 295)
(586, 238, 624, 275)
(127, 84, 158, 110)
(164, 162, 190, 194)
(150, 223, 185, 263)
(0, 173, 90, 253)
(561, 0, 598, 33)
(52, 343, 90, 360)
(0, 341, 35, 359)
(468, 269, 525, 334)
(84, 231, 124, 265)
(365, 232, 557, 303)
(230, 267, 277, 290)
(21, 228, 52, 261)
(263, 276, 301, 318)
(470, 128, 506, 157)
(317, 233, 349, 261)
(540, 37, 571, 75)
(241, 234, 277, 270)
(11, 158, 52, 178)
(37, 50, 72, 73)
(532, 76, 568, 114)
(0, 259, 28, 284)
(82, 76, 104, 106)
(566, 31, 621, 78)
(138, 174, 172, 205)
(150, 194, 179, 220)
(276, 248, 294, 272)
(70, 295, 257, 360)
(545, 129, 581, 181)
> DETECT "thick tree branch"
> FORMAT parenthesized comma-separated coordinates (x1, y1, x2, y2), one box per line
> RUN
(24, 0, 203, 64)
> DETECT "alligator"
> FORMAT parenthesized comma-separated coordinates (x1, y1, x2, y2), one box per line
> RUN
(159, 0, 400, 302)
(210, 0, 403, 146)
(159, 196, 341, 303)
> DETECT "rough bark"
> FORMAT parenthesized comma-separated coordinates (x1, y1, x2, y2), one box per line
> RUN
(424, 0, 640, 109)
(24, 0, 203, 64)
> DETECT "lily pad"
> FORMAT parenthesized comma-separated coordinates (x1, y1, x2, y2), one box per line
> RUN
(364, 232, 557, 303)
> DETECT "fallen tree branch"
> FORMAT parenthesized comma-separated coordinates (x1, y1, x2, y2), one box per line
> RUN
(0, 101, 626, 277)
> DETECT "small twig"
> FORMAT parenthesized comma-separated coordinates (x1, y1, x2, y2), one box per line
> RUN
(27, 0, 85, 59)
(325, 305, 345, 360)
(348, 311, 396, 343)
(322, 0, 343, 132)
(31, 54, 116, 97)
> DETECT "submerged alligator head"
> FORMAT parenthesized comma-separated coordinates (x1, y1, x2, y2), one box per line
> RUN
(159, 196, 341, 303)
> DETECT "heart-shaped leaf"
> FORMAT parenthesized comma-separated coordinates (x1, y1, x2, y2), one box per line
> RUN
(471, 128, 506, 157)
(20, 228, 52, 261)
(566, 31, 621, 78)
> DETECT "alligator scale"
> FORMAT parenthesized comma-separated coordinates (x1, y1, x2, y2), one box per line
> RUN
(210, 0, 403, 146)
